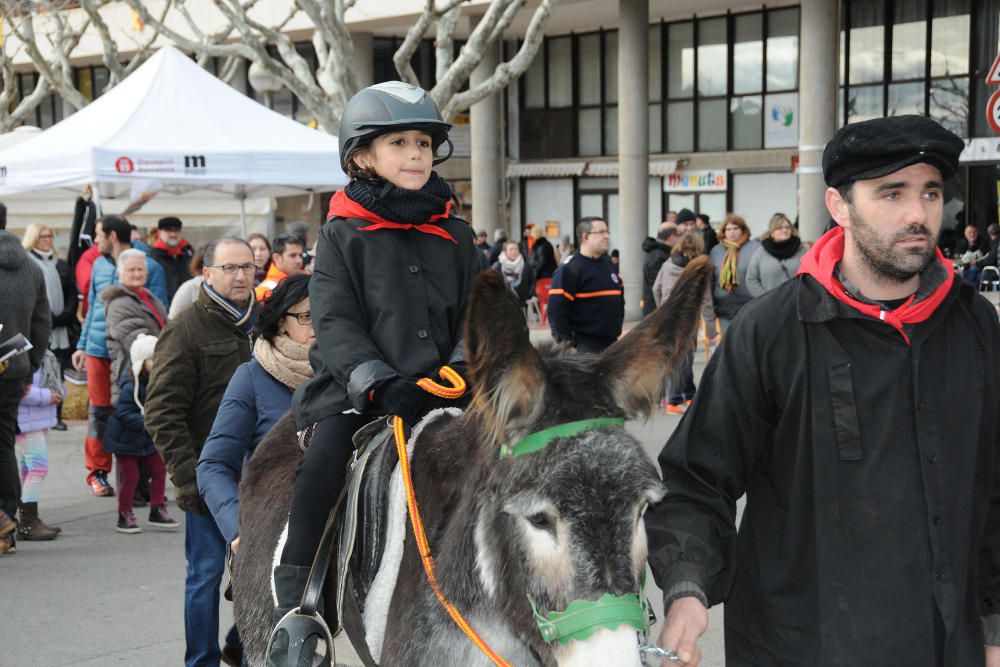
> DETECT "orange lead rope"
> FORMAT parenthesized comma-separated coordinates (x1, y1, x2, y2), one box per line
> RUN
(395, 367, 515, 667)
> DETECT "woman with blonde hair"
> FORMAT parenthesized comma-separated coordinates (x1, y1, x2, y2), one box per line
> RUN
(746, 213, 807, 297)
(652, 231, 716, 413)
(708, 213, 761, 331)
(22, 223, 78, 430)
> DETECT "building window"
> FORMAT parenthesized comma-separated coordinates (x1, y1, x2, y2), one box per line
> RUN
(17, 72, 63, 129)
(840, 0, 971, 136)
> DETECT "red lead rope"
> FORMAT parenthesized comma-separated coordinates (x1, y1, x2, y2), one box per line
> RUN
(395, 368, 514, 667)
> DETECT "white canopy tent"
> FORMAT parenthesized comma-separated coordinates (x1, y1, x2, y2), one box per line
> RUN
(0, 45, 347, 235)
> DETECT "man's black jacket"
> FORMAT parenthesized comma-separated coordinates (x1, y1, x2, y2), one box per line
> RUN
(646, 273, 1000, 665)
(642, 237, 670, 316)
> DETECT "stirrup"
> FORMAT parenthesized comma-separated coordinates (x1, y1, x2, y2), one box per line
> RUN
(267, 606, 336, 667)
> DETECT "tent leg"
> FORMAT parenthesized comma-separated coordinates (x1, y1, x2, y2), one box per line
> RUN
(240, 196, 247, 238)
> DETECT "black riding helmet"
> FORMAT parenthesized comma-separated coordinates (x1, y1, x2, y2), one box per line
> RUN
(339, 81, 453, 172)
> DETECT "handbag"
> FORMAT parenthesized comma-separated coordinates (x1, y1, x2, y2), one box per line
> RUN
(39, 349, 67, 399)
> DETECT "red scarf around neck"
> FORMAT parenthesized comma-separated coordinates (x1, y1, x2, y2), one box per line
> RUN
(130, 286, 165, 330)
(153, 238, 190, 257)
(796, 226, 954, 345)
(327, 190, 456, 244)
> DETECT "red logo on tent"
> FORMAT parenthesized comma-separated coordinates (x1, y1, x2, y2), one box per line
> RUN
(115, 157, 135, 174)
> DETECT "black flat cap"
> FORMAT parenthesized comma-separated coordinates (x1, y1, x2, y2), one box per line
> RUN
(157, 216, 182, 230)
(822, 115, 964, 188)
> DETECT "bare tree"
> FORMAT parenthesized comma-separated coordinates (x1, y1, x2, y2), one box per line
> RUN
(124, 0, 558, 132)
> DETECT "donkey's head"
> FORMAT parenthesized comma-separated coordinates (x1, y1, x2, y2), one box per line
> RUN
(462, 259, 712, 666)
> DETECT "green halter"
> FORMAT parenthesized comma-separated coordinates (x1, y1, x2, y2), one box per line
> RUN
(498, 418, 625, 459)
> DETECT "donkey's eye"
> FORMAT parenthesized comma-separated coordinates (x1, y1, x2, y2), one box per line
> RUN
(527, 512, 554, 531)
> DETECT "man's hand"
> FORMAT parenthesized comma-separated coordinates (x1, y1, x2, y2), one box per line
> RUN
(71, 350, 86, 372)
(658, 597, 709, 666)
(986, 644, 1000, 667)
(174, 481, 208, 515)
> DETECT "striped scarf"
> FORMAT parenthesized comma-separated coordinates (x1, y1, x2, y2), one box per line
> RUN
(718, 236, 748, 292)
(203, 283, 256, 335)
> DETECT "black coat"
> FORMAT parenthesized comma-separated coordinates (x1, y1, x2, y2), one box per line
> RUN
(292, 216, 481, 427)
(641, 238, 670, 316)
(646, 274, 1000, 666)
(149, 242, 195, 303)
(530, 237, 558, 281)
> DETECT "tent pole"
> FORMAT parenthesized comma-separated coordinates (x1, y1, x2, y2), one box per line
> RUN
(239, 190, 247, 237)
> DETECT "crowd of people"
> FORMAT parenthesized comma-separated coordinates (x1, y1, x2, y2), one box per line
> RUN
(0, 82, 999, 667)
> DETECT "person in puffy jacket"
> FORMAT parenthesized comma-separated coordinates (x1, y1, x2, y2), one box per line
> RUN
(15, 363, 62, 541)
(104, 335, 177, 534)
(273, 82, 480, 653)
(71, 216, 166, 497)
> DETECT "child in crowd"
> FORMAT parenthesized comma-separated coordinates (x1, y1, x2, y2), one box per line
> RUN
(15, 350, 64, 541)
(103, 334, 177, 533)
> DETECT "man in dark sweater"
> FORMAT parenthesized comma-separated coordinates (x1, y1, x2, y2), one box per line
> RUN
(642, 223, 677, 316)
(149, 217, 195, 303)
(548, 216, 624, 352)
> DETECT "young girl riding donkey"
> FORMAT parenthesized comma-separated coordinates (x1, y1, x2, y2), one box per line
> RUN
(269, 81, 481, 661)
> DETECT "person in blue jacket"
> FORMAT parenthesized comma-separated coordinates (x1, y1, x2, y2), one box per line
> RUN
(70, 215, 167, 497)
(197, 273, 314, 555)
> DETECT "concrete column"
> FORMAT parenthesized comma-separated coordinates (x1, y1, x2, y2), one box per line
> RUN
(470, 38, 503, 237)
(797, 0, 839, 242)
(352, 32, 374, 89)
(618, 0, 649, 322)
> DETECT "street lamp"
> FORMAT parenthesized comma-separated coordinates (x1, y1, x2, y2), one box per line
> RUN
(247, 61, 283, 109)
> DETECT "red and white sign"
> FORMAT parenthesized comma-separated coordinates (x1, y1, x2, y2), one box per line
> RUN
(115, 156, 135, 174)
(987, 53, 1000, 86)
(987, 90, 1000, 135)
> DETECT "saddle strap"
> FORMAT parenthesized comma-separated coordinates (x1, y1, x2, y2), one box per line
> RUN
(301, 488, 347, 616)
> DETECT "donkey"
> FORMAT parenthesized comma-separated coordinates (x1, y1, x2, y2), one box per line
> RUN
(234, 257, 714, 666)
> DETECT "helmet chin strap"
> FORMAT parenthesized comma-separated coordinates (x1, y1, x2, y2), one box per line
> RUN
(433, 138, 454, 166)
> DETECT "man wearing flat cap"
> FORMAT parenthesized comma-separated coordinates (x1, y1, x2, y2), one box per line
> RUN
(149, 216, 194, 304)
(647, 115, 1000, 666)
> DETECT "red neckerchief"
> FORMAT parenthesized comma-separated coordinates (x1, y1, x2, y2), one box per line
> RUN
(327, 190, 456, 244)
(796, 226, 954, 345)
(130, 286, 165, 329)
(153, 238, 190, 257)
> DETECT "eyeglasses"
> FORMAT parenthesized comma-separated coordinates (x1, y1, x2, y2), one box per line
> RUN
(206, 263, 256, 275)
(284, 310, 312, 326)
(38, 234, 54, 240)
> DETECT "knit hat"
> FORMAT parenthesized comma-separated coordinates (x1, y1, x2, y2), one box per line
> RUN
(130, 334, 157, 413)
(676, 208, 697, 225)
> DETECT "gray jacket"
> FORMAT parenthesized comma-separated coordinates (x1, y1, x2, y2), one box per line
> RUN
(708, 239, 761, 319)
(0, 231, 50, 384)
(745, 243, 808, 297)
(652, 254, 716, 333)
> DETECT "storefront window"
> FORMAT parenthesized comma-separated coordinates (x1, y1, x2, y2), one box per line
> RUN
(931, 0, 970, 77)
(733, 13, 762, 95)
(698, 99, 728, 151)
(604, 32, 619, 105)
(579, 34, 602, 106)
(929, 76, 968, 135)
(604, 106, 618, 155)
(649, 25, 662, 103)
(548, 37, 573, 108)
(731, 96, 763, 149)
(649, 103, 662, 153)
(697, 18, 727, 97)
(847, 85, 884, 123)
(849, 0, 885, 84)
(667, 101, 694, 152)
(668, 22, 694, 99)
(891, 0, 927, 81)
(888, 81, 926, 116)
(767, 8, 799, 92)
(578, 108, 602, 156)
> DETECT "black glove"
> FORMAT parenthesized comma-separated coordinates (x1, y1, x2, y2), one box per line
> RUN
(175, 480, 209, 515)
(371, 378, 432, 425)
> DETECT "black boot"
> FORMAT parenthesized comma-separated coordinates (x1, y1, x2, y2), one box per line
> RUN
(268, 564, 329, 667)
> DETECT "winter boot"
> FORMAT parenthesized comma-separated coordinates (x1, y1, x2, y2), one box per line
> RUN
(268, 564, 330, 667)
(0, 509, 15, 538)
(19, 502, 61, 534)
(16, 502, 59, 541)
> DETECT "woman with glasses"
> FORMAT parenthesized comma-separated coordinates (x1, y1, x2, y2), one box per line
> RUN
(22, 224, 78, 429)
(196, 273, 314, 558)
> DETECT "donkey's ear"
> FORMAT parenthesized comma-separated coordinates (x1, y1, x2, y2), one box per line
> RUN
(596, 255, 714, 419)
(465, 270, 547, 445)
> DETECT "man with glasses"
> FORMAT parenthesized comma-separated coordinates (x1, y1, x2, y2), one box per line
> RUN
(547, 216, 624, 353)
(145, 237, 256, 666)
(255, 233, 304, 302)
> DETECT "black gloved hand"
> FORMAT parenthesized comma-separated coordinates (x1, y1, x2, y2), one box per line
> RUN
(371, 378, 429, 425)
